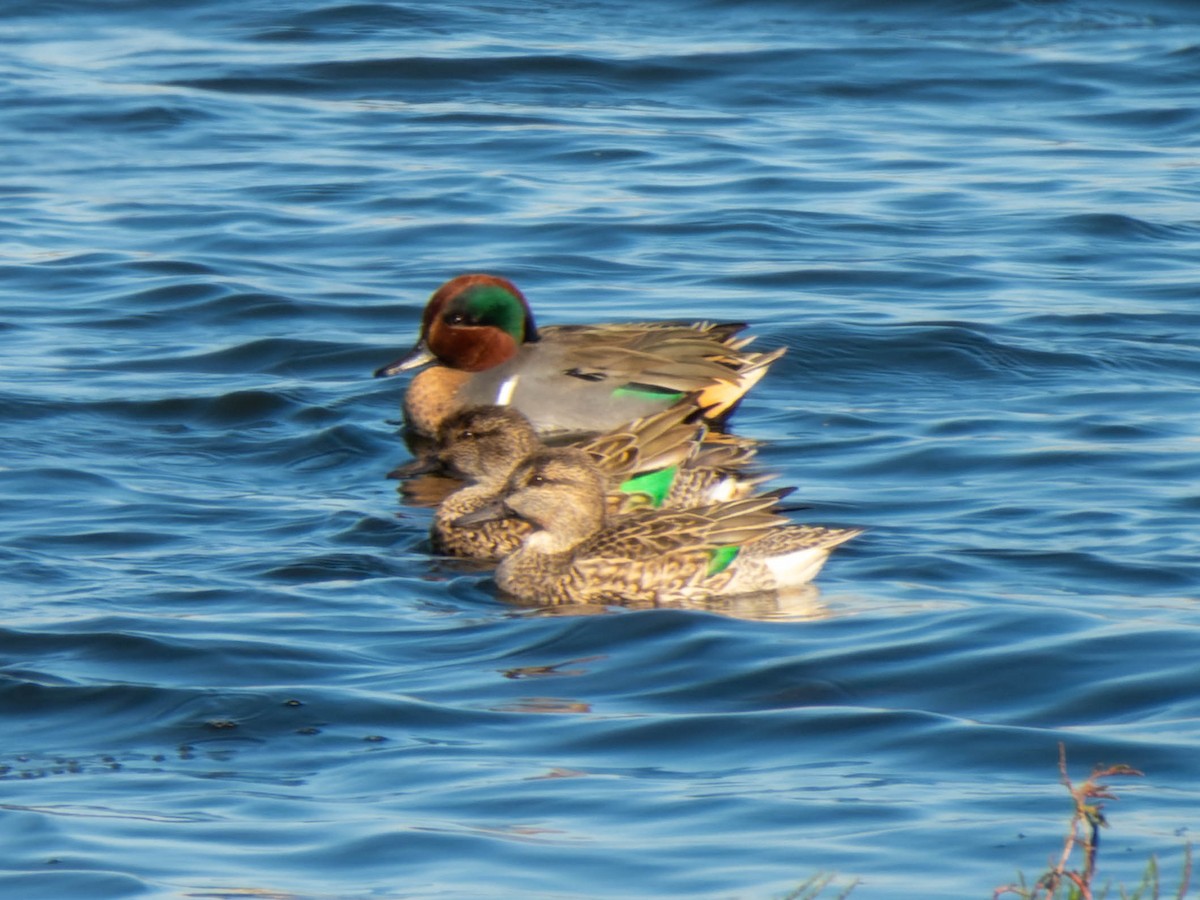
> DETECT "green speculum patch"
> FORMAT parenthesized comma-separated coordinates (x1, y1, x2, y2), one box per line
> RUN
(707, 544, 741, 576)
(462, 286, 528, 340)
(617, 465, 679, 508)
(611, 384, 686, 402)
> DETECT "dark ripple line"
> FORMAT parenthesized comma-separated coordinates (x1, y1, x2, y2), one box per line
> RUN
(779, 321, 1103, 387)
(251, 3, 443, 41)
(1051, 212, 1200, 242)
(110, 336, 337, 373)
(169, 51, 750, 96)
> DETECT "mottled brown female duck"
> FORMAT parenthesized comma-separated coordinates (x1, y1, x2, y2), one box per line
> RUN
(416, 402, 767, 559)
(455, 447, 861, 605)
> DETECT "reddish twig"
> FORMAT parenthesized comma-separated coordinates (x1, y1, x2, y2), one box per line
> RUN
(993, 742, 1143, 899)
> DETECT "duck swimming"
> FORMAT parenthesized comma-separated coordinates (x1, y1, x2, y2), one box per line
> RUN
(374, 274, 785, 438)
(455, 447, 861, 606)
(412, 402, 767, 559)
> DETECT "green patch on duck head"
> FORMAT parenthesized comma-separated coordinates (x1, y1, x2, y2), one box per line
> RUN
(617, 465, 679, 508)
(449, 284, 534, 342)
(707, 544, 741, 576)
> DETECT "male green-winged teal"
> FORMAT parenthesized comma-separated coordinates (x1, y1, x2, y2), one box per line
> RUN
(409, 402, 767, 559)
(373, 274, 785, 438)
(455, 447, 861, 605)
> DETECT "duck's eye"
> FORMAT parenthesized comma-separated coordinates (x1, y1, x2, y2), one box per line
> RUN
(530, 474, 546, 486)
(460, 430, 475, 440)
(445, 312, 467, 326)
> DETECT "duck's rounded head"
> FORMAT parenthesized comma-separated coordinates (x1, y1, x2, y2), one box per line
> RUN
(435, 405, 541, 482)
(376, 274, 538, 376)
(500, 448, 607, 541)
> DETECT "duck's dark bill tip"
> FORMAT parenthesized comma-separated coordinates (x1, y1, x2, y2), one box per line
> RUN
(374, 342, 436, 377)
(388, 456, 443, 478)
(374, 356, 415, 377)
(452, 500, 509, 528)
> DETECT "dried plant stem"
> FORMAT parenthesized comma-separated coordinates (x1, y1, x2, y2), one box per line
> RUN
(994, 742, 1144, 900)
(1175, 842, 1193, 900)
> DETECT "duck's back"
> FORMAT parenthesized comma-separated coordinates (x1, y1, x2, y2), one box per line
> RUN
(457, 324, 770, 437)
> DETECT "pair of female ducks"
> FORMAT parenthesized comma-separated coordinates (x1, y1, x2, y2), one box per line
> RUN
(376, 274, 861, 607)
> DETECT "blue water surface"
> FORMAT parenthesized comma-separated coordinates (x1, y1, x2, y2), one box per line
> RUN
(2, 0, 1199, 897)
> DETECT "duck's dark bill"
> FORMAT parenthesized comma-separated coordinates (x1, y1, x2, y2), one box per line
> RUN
(374, 341, 436, 377)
